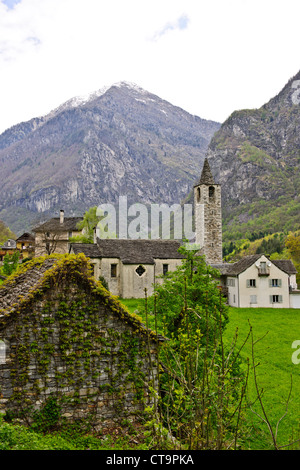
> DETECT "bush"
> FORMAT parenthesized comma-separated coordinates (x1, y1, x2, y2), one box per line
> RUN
(142, 247, 248, 450)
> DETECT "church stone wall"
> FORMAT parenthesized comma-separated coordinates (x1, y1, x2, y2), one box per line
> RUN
(194, 184, 223, 265)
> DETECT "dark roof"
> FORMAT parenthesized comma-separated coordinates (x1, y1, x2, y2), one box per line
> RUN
(71, 243, 103, 258)
(196, 158, 216, 186)
(33, 217, 83, 233)
(16, 233, 35, 242)
(71, 238, 185, 264)
(210, 263, 232, 275)
(0, 239, 16, 249)
(98, 238, 185, 264)
(214, 255, 298, 276)
(224, 255, 262, 276)
(272, 259, 298, 275)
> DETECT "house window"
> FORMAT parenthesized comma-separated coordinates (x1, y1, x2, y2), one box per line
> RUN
(136, 265, 146, 277)
(270, 279, 282, 287)
(91, 263, 96, 277)
(227, 279, 235, 287)
(163, 264, 169, 275)
(270, 295, 283, 304)
(258, 261, 269, 276)
(247, 279, 256, 288)
(68, 231, 73, 238)
(0, 340, 6, 364)
(250, 295, 257, 304)
(111, 264, 117, 278)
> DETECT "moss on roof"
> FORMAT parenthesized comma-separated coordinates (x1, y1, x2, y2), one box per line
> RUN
(0, 253, 163, 342)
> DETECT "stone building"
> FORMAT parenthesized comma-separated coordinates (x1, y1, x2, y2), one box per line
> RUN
(193, 158, 223, 265)
(70, 239, 185, 298)
(32, 210, 83, 256)
(0, 254, 162, 427)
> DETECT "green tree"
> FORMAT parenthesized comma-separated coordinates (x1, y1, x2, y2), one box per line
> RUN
(70, 206, 116, 244)
(0, 221, 16, 246)
(3, 251, 20, 276)
(285, 232, 300, 284)
(144, 246, 248, 449)
(150, 246, 228, 341)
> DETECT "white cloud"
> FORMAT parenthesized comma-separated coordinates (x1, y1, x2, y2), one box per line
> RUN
(0, 0, 299, 133)
(1, 0, 22, 9)
(151, 14, 190, 41)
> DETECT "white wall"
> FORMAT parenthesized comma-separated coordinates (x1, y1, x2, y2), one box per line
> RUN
(226, 276, 239, 307)
(238, 256, 290, 308)
(290, 293, 300, 309)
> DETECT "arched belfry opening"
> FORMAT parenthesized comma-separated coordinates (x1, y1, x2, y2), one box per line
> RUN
(197, 187, 201, 203)
(209, 186, 215, 200)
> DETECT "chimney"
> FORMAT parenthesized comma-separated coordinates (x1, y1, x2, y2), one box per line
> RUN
(60, 210, 64, 224)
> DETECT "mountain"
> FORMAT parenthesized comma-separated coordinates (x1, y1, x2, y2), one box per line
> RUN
(206, 70, 300, 242)
(0, 82, 220, 235)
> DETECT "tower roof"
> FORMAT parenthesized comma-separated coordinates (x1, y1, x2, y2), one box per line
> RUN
(198, 158, 216, 185)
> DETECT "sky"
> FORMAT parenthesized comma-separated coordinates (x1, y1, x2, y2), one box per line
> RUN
(0, 0, 299, 134)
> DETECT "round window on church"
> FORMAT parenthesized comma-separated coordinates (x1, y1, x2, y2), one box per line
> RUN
(136, 265, 146, 277)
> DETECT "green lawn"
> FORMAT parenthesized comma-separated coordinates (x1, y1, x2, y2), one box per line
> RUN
(120, 298, 300, 450)
(224, 307, 300, 450)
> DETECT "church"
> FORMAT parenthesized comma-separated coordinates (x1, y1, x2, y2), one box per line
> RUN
(32, 157, 298, 305)
(70, 158, 223, 298)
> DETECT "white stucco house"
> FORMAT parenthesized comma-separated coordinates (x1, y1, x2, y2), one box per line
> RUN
(213, 254, 299, 309)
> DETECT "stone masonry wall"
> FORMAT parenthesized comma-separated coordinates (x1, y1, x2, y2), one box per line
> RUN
(0, 278, 158, 429)
(194, 184, 223, 265)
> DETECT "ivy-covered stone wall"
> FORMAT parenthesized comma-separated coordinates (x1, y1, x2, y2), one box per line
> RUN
(0, 255, 160, 429)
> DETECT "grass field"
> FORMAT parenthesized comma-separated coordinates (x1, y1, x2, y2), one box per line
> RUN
(223, 307, 300, 449)
(120, 298, 300, 450)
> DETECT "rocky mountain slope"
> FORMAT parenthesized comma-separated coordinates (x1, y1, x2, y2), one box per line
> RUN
(206, 70, 300, 242)
(0, 82, 220, 235)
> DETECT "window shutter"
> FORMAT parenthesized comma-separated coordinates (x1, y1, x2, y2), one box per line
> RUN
(269, 279, 272, 288)
(279, 295, 283, 303)
(270, 295, 273, 304)
(247, 279, 250, 288)
(278, 279, 282, 287)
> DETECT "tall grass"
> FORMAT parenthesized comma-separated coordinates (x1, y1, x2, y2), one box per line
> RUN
(121, 299, 300, 450)
(223, 307, 300, 449)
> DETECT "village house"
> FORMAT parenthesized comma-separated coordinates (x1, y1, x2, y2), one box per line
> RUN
(32, 210, 83, 256)
(15, 232, 35, 260)
(0, 254, 162, 427)
(0, 239, 17, 262)
(213, 254, 300, 309)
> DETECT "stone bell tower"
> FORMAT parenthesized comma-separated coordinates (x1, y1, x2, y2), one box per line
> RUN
(194, 158, 223, 264)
